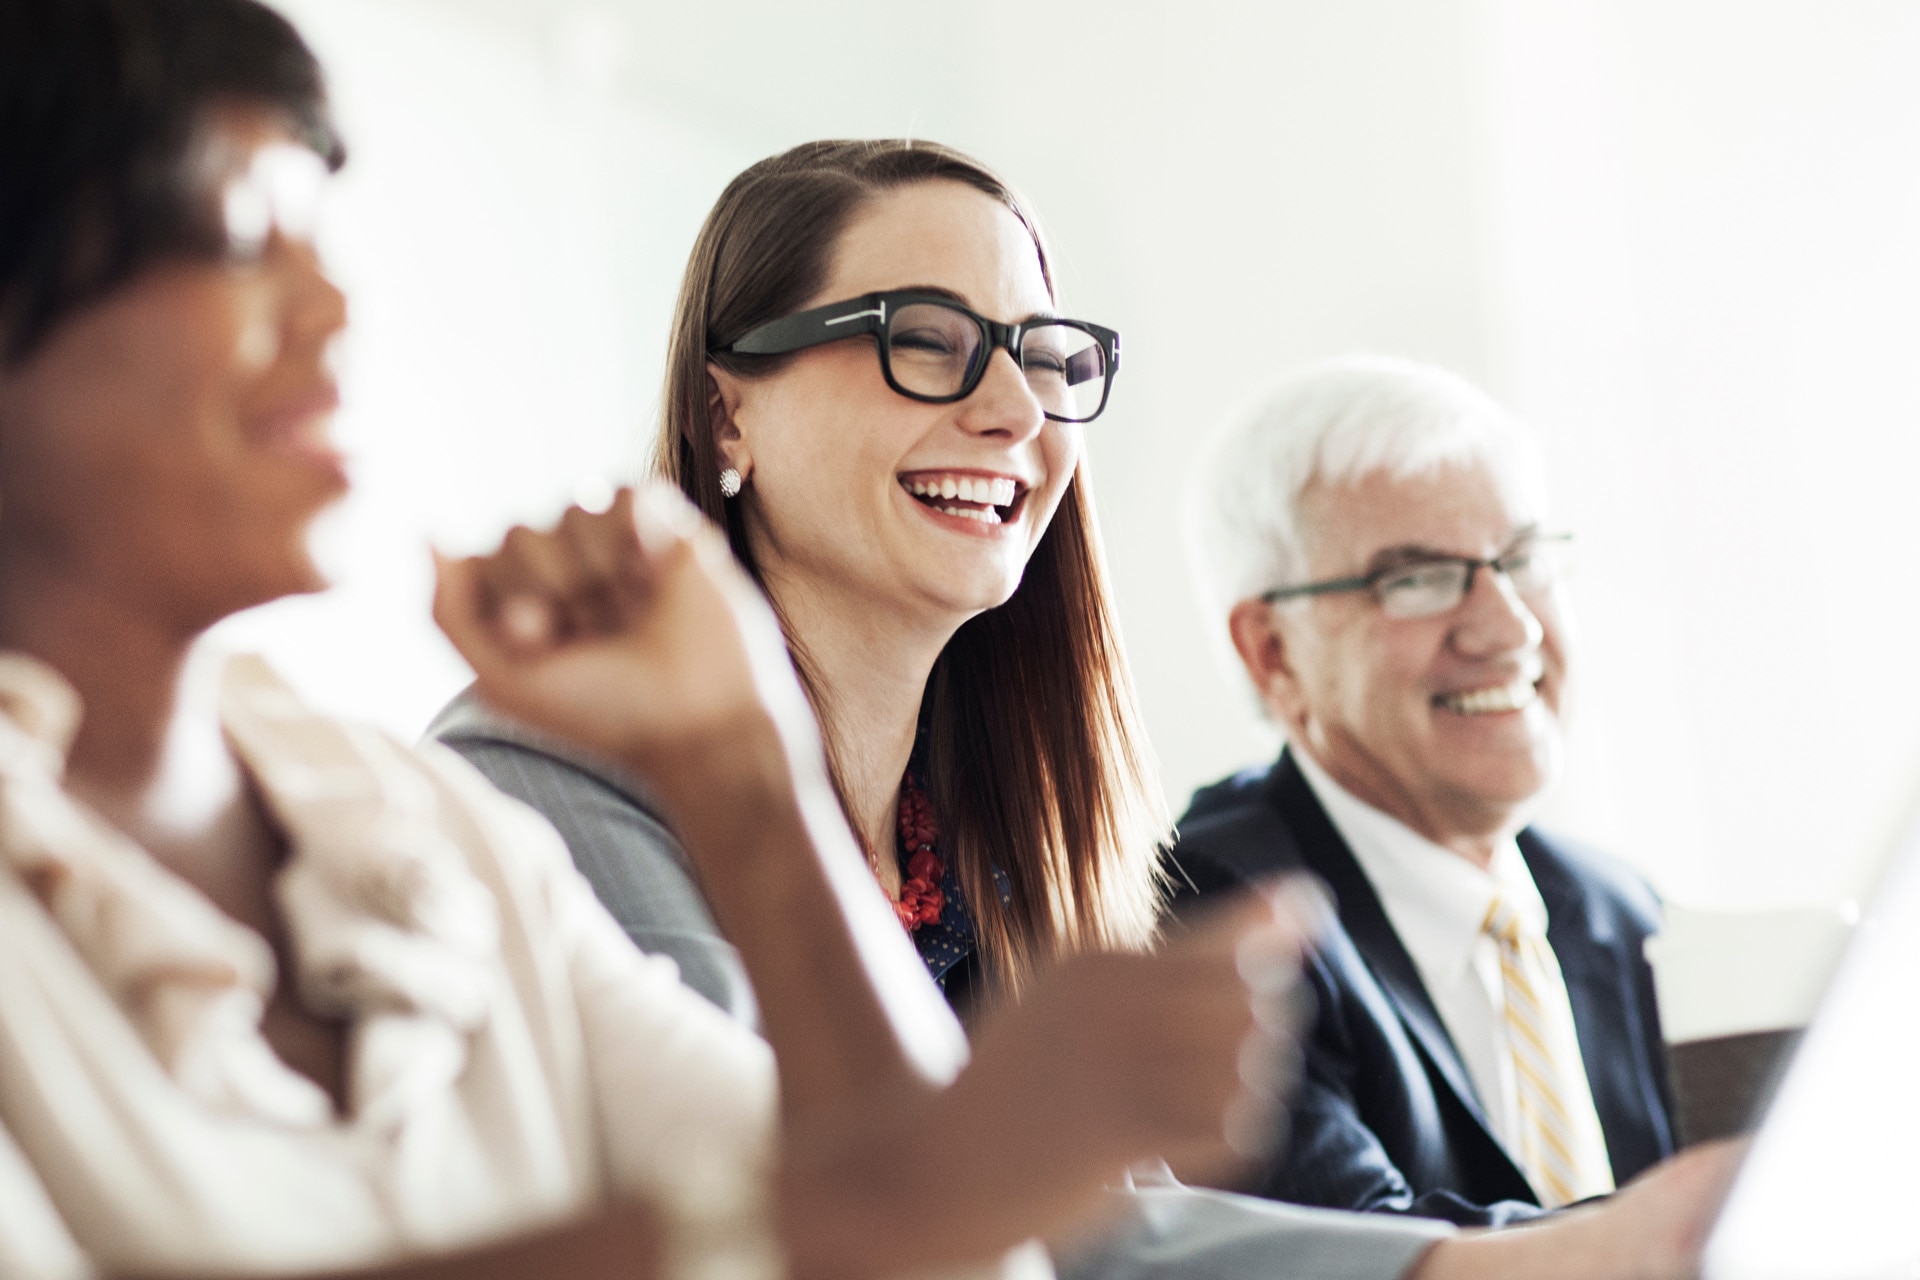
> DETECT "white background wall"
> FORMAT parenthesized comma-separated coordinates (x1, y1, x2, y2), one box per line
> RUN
(1480, 0, 1920, 908)
(233, 0, 1920, 913)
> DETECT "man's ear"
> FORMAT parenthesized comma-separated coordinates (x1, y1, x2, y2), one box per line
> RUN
(1228, 599, 1308, 731)
(705, 362, 751, 476)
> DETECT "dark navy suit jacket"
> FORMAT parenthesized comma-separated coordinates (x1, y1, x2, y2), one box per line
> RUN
(1170, 749, 1676, 1227)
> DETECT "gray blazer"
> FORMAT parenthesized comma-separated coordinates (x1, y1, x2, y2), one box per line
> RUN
(428, 689, 1452, 1280)
(430, 690, 761, 1026)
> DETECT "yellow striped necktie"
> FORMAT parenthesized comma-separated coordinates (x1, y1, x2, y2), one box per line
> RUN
(1482, 894, 1615, 1208)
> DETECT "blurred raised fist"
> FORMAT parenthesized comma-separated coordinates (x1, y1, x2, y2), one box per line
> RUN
(433, 483, 816, 785)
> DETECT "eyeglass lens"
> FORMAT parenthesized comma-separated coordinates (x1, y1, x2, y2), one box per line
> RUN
(884, 302, 1108, 421)
(215, 143, 329, 263)
(1375, 542, 1567, 619)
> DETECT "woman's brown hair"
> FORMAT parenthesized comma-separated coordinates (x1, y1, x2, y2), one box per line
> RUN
(654, 139, 1166, 996)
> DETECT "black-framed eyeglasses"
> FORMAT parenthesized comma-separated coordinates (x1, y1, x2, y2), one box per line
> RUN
(721, 289, 1121, 424)
(1260, 533, 1575, 620)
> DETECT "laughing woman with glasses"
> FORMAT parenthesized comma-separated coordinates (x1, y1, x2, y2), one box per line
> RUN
(437, 141, 1163, 1013)
(432, 140, 1740, 1280)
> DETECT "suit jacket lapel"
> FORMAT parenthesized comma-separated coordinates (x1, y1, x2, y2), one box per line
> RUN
(1522, 832, 1663, 1169)
(1266, 752, 1501, 1139)
(1523, 833, 1602, 1047)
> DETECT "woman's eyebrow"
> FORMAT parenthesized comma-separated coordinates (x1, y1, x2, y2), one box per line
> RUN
(889, 284, 1060, 324)
(894, 283, 971, 306)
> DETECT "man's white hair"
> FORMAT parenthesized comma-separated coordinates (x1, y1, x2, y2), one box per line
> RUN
(1186, 354, 1548, 623)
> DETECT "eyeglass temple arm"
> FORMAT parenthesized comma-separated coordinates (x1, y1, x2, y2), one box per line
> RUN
(1260, 575, 1375, 604)
(1485, 531, 1575, 573)
(727, 294, 885, 356)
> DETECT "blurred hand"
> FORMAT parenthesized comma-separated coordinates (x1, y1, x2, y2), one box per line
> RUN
(876, 877, 1326, 1257)
(1587, 1139, 1747, 1280)
(433, 484, 814, 789)
(1411, 1138, 1748, 1280)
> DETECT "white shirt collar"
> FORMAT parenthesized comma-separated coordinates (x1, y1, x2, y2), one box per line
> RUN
(1290, 745, 1549, 990)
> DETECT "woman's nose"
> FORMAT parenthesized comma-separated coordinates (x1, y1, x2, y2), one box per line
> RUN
(956, 347, 1045, 441)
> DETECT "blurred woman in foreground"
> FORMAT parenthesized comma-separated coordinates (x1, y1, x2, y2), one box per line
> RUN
(0, 2, 1320, 1277)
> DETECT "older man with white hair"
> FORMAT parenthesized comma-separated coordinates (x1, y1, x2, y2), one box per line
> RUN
(1171, 356, 1675, 1228)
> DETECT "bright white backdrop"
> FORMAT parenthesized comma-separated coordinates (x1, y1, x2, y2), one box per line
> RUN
(228, 0, 1920, 913)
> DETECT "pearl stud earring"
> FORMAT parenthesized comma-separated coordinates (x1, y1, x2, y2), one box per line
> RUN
(718, 467, 743, 498)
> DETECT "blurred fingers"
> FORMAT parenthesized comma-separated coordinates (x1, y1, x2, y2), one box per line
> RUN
(1132, 885, 1326, 1165)
(1172, 874, 1330, 968)
(1096, 974, 1291, 1138)
(432, 549, 520, 681)
(1124, 1031, 1287, 1173)
(1228, 986, 1309, 1160)
(1223, 1088, 1285, 1162)
(630, 479, 705, 560)
(459, 483, 705, 654)
(473, 522, 598, 650)
(557, 500, 634, 603)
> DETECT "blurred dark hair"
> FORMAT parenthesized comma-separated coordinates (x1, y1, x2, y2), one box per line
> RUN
(0, 0, 343, 363)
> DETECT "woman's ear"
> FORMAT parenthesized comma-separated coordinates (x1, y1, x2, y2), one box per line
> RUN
(705, 362, 751, 478)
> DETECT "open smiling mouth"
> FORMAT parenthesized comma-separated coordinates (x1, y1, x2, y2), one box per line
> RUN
(1434, 674, 1544, 715)
(899, 472, 1029, 526)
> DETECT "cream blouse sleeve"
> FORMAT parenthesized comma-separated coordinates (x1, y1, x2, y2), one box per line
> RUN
(423, 747, 782, 1280)
(557, 856, 780, 1204)
(0, 1114, 92, 1280)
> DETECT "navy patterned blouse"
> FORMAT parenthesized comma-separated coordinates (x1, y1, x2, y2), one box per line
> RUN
(899, 839, 1011, 1011)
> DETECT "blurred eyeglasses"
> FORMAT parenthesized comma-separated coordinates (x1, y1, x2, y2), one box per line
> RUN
(1260, 532, 1575, 620)
(216, 142, 329, 262)
(181, 135, 330, 265)
(722, 289, 1121, 424)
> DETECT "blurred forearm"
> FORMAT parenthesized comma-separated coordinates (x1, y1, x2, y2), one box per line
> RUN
(123, 1207, 661, 1280)
(630, 709, 962, 1117)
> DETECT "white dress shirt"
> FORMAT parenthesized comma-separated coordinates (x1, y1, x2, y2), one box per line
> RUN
(1290, 747, 1613, 1189)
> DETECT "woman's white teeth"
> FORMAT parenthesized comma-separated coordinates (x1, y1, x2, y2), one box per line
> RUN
(1439, 679, 1540, 715)
(937, 504, 1002, 524)
(905, 475, 1020, 506)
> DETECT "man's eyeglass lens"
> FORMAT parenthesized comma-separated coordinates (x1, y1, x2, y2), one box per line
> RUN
(1374, 543, 1567, 619)
(885, 302, 1108, 422)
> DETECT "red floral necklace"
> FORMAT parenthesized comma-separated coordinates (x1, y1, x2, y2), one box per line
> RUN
(888, 771, 946, 933)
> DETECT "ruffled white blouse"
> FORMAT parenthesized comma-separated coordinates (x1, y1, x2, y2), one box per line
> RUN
(0, 653, 779, 1280)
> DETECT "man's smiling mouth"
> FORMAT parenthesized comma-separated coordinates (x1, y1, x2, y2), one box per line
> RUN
(899, 471, 1028, 526)
(1434, 674, 1543, 715)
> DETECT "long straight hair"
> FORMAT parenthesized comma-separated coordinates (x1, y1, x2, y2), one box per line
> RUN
(654, 139, 1166, 997)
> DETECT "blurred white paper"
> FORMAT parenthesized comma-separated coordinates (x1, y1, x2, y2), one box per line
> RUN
(1704, 817, 1920, 1279)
